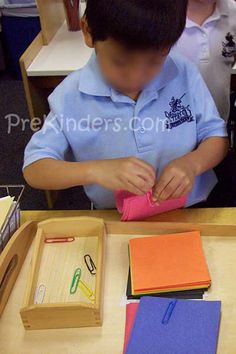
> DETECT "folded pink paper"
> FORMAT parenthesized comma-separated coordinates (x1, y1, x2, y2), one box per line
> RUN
(115, 190, 187, 221)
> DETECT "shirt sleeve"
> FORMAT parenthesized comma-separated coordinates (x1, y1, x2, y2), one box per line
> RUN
(192, 70, 228, 144)
(23, 112, 70, 170)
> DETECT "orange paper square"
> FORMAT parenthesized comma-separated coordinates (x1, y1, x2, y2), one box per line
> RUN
(129, 231, 211, 294)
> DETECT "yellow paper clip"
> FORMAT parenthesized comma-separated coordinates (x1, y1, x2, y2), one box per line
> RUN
(79, 280, 95, 302)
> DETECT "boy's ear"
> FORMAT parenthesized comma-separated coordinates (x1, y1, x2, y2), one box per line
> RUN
(80, 17, 94, 48)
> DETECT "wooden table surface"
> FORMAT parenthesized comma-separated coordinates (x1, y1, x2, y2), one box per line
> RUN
(1, 208, 236, 354)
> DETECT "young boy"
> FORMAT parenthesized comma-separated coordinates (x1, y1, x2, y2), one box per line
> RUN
(23, 0, 228, 209)
(175, 0, 236, 121)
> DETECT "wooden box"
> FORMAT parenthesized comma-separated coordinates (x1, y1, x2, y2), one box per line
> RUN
(20, 216, 105, 330)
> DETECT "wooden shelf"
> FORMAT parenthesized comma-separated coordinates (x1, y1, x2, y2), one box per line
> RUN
(27, 22, 92, 77)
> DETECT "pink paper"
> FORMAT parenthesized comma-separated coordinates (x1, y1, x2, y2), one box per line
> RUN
(123, 303, 139, 354)
(115, 190, 187, 221)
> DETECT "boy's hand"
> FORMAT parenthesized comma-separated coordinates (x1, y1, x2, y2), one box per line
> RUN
(152, 156, 197, 202)
(93, 157, 156, 195)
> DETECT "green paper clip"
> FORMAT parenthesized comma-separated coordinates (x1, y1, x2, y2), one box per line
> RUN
(70, 268, 81, 294)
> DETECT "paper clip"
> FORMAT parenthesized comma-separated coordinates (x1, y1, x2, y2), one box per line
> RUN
(84, 254, 96, 275)
(34, 283, 46, 304)
(70, 268, 82, 294)
(162, 300, 177, 325)
(79, 280, 95, 302)
(45, 236, 75, 244)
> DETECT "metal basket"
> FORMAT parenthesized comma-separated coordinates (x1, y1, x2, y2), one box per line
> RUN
(0, 185, 24, 253)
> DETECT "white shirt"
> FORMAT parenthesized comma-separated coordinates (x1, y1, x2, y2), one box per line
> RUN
(174, 0, 236, 121)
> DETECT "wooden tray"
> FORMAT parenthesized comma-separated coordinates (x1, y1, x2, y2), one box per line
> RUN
(20, 217, 105, 330)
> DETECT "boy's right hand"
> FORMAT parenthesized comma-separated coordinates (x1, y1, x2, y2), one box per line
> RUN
(93, 157, 156, 195)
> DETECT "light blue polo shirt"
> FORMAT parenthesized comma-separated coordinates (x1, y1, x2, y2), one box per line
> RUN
(23, 52, 227, 209)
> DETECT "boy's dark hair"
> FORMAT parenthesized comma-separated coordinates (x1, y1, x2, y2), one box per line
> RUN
(84, 0, 187, 50)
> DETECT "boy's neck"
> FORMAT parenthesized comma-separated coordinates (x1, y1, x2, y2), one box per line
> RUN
(120, 90, 140, 101)
(187, 1, 217, 26)
(127, 91, 140, 101)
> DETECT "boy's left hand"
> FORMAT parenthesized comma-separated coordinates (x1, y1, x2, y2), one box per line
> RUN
(152, 156, 196, 202)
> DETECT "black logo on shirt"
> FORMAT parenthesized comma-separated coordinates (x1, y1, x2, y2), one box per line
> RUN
(165, 94, 194, 130)
(222, 32, 236, 58)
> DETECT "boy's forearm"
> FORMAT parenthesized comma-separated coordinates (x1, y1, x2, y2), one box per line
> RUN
(23, 158, 98, 190)
(183, 137, 229, 176)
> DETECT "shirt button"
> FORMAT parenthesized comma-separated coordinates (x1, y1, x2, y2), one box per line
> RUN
(139, 127, 145, 134)
(202, 32, 207, 38)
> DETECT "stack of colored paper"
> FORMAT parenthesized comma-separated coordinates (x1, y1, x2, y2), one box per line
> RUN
(124, 297, 221, 354)
(126, 268, 206, 300)
(129, 231, 211, 296)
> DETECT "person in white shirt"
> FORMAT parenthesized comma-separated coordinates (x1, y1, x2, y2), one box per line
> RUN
(175, 0, 236, 121)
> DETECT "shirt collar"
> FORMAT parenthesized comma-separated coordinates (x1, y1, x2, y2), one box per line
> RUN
(78, 51, 111, 97)
(218, 0, 229, 17)
(185, 0, 229, 28)
(150, 54, 179, 92)
(78, 50, 179, 100)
